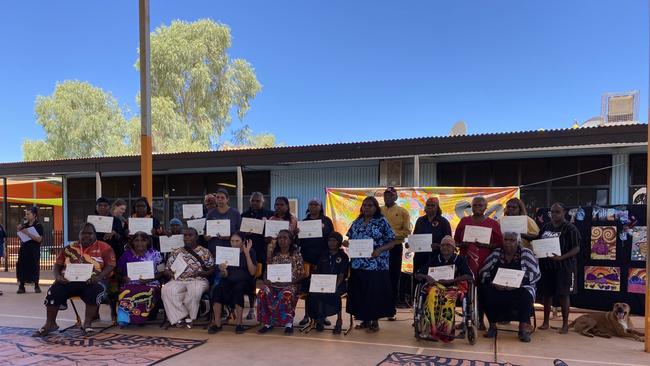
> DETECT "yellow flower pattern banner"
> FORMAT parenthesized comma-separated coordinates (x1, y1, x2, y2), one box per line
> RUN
(325, 186, 520, 236)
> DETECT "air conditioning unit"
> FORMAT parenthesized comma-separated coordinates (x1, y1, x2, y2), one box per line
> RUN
(379, 160, 402, 187)
(601, 91, 639, 124)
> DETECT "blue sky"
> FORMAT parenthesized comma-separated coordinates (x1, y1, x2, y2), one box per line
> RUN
(0, 0, 647, 163)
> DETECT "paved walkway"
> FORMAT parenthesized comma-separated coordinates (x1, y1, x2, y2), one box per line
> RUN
(0, 279, 648, 366)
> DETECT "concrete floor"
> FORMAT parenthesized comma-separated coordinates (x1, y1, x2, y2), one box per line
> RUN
(0, 279, 649, 366)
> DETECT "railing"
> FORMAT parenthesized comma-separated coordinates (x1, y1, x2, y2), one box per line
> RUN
(3, 230, 64, 272)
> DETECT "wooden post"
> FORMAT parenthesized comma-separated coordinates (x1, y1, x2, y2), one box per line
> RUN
(139, 0, 152, 203)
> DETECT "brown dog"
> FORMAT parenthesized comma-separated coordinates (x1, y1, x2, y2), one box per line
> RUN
(570, 303, 644, 341)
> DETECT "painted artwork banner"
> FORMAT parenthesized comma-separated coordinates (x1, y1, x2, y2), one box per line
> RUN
(325, 186, 520, 234)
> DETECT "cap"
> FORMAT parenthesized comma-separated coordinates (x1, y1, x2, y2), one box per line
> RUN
(215, 188, 229, 198)
(169, 218, 183, 226)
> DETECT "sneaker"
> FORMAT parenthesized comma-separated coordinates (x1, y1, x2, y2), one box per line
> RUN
(17, 287, 26, 294)
(284, 326, 294, 335)
(484, 326, 497, 338)
(316, 321, 325, 332)
(257, 325, 273, 334)
(518, 330, 531, 343)
(207, 325, 222, 334)
(235, 325, 246, 334)
(34, 287, 42, 294)
(324, 319, 331, 326)
(298, 317, 310, 326)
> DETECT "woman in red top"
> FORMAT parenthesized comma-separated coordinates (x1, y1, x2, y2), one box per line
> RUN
(453, 196, 503, 330)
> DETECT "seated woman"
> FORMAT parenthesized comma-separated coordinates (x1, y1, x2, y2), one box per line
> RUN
(257, 229, 305, 334)
(208, 231, 257, 334)
(33, 222, 116, 337)
(161, 228, 215, 328)
(414, 235, 473, 343)
(479, 231, 541, 342)
(307, 231, 349, 334)
(116, 231, 164, 328)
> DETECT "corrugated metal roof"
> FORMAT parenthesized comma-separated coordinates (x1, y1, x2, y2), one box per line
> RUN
(0, 123, 646, 176)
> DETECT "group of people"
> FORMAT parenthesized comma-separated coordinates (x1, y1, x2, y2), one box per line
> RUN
(27, 188, 581, 345)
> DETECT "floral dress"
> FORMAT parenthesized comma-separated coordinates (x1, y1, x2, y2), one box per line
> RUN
(256, 251, 305, 326)
(116, 248, 163, 326)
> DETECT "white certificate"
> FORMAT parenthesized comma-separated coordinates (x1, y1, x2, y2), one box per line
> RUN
(170, 255, 188, 279)
(531, 237, 562, 258)
(129, 217, 153, 235)
(187, 218, 206, 236)
(64, 263, 94, 282)
(215, 246, 240, 267)
(298, 220, 323, 239)
(206, 219, 231, 237)
(408, 234, 432, 252)
(492, 268, 525, 288)
(462, 225, 492, 244)
(267, 263, 292, 282)
(127, 261, 155, 280)
(348, 239, 374, 258)
(428, 265, 455, 281)
(17, 227, 39, 242)
(264, 220, 290, 237)
(159, 235, 184, 253)
(182, 204, 204, 219)
(500, 216, 528, 234)
(240, 217, 265, 234)
(87, 215, 113, 233)
(310, 274, 337, 293)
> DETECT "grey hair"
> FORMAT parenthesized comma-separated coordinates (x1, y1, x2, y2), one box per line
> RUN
(250, 192, 265, 201)
(503, 231, 522, 244)
(472, 196, 487, 204)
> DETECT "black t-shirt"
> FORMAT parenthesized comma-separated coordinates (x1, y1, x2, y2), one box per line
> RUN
(241, 208, 274, 261)
(538, 221, 580, 271)
(413, 215, 452, 245)
(21, 222, 44, 245)
(225, 249, 257, 283)
(298, 215, 334, 265)
(314, 249, 349, 277)
(416, 253, 472, 280)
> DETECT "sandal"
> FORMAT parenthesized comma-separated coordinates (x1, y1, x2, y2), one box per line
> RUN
(82, 327, 97, 336)
(354, 321, 370, 329)
(367, 321, 380, 333)
(484, 326, 497, 338)
(31, 326, 59, 337)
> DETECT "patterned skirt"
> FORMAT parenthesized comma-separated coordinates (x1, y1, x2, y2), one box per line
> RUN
(417, 282, 467, 343)
(117, 282, 161, 326)
(256, 285, 298, 327)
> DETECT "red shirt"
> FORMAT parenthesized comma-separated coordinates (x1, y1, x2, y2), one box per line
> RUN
(453, 216, 503, 276)
(56, 240, 116, 275)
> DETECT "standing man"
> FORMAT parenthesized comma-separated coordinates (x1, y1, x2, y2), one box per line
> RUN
(381, 187, 411, 315)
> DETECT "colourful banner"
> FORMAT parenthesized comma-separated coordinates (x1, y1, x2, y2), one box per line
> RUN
(325, 186, 520, 274)
(325, 186, 520, 235)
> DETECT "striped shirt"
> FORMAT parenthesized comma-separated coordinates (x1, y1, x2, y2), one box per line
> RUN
(479, 247, 541, 299)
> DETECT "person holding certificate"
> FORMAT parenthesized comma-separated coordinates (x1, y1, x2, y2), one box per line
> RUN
(536, 202, 581, 334)
(411, 197, 452, 274)
(498, 198, 539, 250)
(129, 198, 164, 249)
(297, 198, 334, 326)
(380, 187, 411, 312)
(116, 232, 163, 327)
(34, 222, 116, 337)
(167, 218, 184, 236)
(257, 230, 305, 335)
(94, 197, 128, 260)
(453, 196, 503, 330)
(346, 196, 397, 333)
(16, 206, 44, 294)
(307, 232, 349, 333)
(205, 188, 241, 252)
(240, 192, 274, 319)
(479, 231, 540, 342)
(413, 236, 473, 343)
(208, 232, 257, 334)
(161, 228, 215, 328)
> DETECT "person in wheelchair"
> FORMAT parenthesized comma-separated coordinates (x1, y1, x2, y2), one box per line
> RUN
(479, 231, 540, 342)
(306, 231, 349, 334)
(414, 235, 473, 343)
(208, 231, 257, 334)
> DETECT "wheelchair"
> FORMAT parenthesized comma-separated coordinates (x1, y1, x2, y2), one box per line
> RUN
(413, 280, 478, 345)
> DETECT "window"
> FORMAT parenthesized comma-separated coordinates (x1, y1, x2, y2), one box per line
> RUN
(437, 163, 463, 186)
(630, 154, 646, 186)
(493, 160, 519, 186)
(464, 162, 490, 186)
(550, 158, 578, 186)
(520, 159, 549, 186)
(579, 156, 611, 186)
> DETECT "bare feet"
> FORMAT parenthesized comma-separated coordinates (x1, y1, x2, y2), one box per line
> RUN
(539, 322, 550, 330)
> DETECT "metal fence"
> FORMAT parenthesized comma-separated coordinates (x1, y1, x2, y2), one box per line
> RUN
(3, 231, 64, 272)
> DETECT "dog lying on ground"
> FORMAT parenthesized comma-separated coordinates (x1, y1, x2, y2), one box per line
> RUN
(570, 303, 644, 341)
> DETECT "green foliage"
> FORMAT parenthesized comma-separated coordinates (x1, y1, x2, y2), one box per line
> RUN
(23, 19, 273, 161)
(23, 81, 129, 161)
